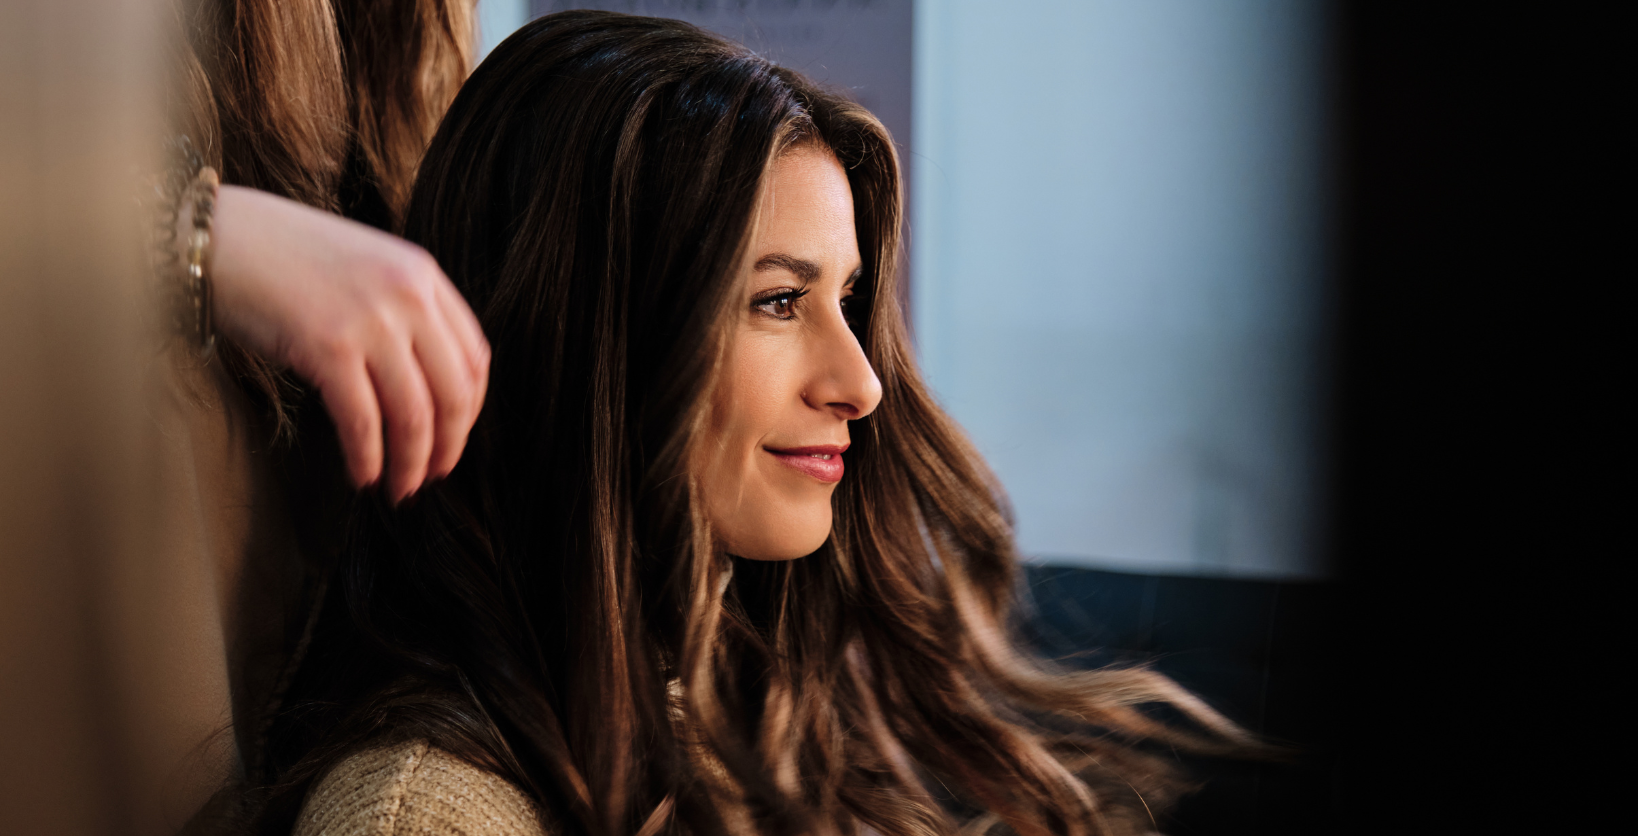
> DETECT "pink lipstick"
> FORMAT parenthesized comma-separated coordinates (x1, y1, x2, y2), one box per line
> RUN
(765, 444, 847, 483)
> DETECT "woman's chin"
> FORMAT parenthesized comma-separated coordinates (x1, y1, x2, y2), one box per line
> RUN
(723, 510, 833, 561)
(735, 545, 822, 562)
(731, 535, 829, 561)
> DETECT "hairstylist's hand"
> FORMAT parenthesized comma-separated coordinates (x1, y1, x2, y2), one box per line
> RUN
(208, 185, 490, 503)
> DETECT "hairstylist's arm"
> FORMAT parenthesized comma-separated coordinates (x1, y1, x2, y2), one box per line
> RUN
(209, 185, 490, 503)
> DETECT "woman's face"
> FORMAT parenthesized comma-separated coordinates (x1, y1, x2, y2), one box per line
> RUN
(697, 144, 883, 560)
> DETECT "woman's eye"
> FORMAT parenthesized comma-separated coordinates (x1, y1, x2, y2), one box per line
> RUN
(753, 291, 803, 320)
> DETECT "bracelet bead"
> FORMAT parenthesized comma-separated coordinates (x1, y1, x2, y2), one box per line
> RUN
(184, 165, 220, 356)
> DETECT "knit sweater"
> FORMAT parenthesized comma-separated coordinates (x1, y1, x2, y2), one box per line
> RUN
(293, 740, 549, 836)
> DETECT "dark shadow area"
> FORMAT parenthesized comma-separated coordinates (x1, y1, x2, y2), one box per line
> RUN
(1317, 4, 1612, 834)
(1020, 564, 1344, 835)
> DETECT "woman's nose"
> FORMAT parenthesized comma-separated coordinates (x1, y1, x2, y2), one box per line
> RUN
(805, 311, 882, 420)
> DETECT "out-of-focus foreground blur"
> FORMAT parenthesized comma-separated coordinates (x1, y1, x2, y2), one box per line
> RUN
(2, 2, 234, 833)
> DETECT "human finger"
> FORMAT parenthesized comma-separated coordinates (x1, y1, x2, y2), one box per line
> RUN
(434, 277, 489, 379)
(413, 308, 480, 480)
(369, 340, 436, 504)
(314, 356, 384, 489)
(433, 279, 489, 432)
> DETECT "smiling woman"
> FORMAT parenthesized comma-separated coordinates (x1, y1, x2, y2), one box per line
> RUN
(251, 11, 1253, 836)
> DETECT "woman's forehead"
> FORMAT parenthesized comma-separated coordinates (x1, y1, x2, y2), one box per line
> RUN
(749, 147, 858, 268)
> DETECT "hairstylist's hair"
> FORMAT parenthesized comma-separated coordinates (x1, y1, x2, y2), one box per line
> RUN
(168, 0, 474, 434)
(177, 0, 472, 222)
(259, 11, 1252, 836)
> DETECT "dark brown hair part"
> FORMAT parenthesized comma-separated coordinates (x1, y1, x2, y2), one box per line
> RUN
(258, 11, 1254, 836)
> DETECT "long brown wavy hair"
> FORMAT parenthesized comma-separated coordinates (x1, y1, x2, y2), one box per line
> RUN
(258, 12, 1252, 836)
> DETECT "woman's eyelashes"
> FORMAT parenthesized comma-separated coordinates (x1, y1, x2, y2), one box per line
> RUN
(750, 285, 868, 325)
(752, 287, 808, 320)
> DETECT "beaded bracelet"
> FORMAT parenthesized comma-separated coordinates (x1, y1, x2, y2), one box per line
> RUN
(142, 135, 217, 355)
(182, 165, 219, 356)
(148, 135, 200, 285)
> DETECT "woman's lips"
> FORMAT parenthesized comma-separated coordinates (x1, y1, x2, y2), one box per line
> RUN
(765, 444, 847, 483)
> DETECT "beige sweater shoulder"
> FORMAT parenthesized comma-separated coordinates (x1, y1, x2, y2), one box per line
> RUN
(293, 739, 549, 836)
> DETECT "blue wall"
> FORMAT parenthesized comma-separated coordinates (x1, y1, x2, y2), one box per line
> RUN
(913, 1, 1333, 578)
(478, 0, 527, 60)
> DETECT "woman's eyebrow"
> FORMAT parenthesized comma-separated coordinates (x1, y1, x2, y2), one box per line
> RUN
(754, 253, 820, 283)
